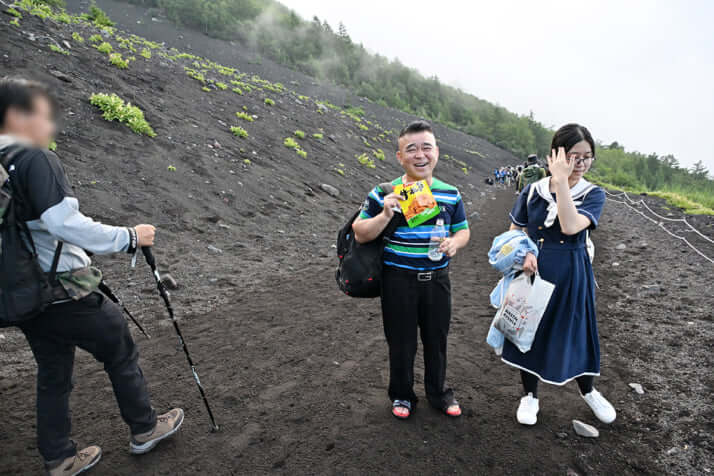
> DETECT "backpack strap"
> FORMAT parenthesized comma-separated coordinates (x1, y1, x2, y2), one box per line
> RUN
(1, 144, 64, 278)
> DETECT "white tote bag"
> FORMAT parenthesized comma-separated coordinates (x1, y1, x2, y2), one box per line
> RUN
(491, 272, 555, 353)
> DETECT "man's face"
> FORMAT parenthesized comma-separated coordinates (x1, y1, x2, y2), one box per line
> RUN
(397, 130, 439, 180)
(3, 96, 56, 148)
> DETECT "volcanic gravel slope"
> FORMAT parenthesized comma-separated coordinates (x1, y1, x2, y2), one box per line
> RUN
(1, 6, 713, 476)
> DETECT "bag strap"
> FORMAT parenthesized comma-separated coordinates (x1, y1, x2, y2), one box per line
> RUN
(48, 241, 63, 284)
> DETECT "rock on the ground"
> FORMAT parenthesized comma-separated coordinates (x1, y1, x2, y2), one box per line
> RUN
(160, 273, 179, 290)
(629, 383, 645, 394)
(572, 420, 599, 438)
(615, 243, 626, 250)
(207, 245, 223, 254)
(49, 70, 72, 83)
(320, 184, 339, 197)
(640, 284, 661, 295)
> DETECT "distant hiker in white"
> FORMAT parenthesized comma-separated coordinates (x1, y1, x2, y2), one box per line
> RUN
(0, 77, 183, 476)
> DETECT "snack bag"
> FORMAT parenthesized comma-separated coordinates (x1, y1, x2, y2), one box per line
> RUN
(393, 180, 440, 228)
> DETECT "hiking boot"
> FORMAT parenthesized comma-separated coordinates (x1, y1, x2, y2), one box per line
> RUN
(46, 446, 102, 476)
(130, 408, 184, 455)
(516, 392, 539, 425)
(582, 389, 616, 424)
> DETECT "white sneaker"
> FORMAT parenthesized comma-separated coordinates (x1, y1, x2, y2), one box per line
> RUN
(516, 392, 539, 425)
(582, 388, 616, 424)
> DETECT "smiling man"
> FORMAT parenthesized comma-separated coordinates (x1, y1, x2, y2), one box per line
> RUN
(352, 120, 470, 420)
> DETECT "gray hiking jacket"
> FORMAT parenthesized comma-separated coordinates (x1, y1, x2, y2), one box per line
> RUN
(0, 135, 131, 273)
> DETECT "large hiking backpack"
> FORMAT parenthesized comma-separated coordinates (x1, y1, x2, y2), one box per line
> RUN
(335, 209, 400, 298)
(519, 165, 544, 191)
(0, 145, 63, 327)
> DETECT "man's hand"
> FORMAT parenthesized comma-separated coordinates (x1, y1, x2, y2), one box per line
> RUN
(523, 252, 538, 275)
(381, 193, 402, 219)
(439, 238, 459, 257)
(135, 224, 156, 247)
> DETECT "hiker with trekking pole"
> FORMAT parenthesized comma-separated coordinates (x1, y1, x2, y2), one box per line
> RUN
(0, 77, 183, 476)
(344, 120, 470, 420)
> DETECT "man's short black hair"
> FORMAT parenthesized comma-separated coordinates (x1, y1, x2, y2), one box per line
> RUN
(0, 77, 55, 128)
(527, 154, 538, 163)
(399, 119, 434, 138)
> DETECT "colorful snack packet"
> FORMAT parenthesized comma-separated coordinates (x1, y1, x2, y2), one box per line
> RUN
(393, 180, 440, 228)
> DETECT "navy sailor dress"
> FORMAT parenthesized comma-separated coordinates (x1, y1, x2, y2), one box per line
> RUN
(501, 183, 606, 384)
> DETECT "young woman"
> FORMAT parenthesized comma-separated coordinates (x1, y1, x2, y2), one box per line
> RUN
(502, 123, 616, 426)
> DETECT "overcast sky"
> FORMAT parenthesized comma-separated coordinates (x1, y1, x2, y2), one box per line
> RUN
(281, 0, 714, 172)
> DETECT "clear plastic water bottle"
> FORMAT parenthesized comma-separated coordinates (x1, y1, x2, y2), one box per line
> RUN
(428, 218, 446, 261)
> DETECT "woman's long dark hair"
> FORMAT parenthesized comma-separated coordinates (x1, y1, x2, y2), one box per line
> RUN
(551, 123, 595, 154)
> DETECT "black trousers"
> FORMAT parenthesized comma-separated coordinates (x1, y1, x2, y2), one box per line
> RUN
(20, 292, 156, 463)
(521, 370, 595, 397)
(380, 266, 453, 409)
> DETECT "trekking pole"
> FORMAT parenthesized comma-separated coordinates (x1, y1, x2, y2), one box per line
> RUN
(141, 246, 220, 432)
(98, 281, 151, 339)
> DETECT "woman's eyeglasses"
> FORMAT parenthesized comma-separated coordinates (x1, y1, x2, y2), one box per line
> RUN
(567, 154, 595, 165)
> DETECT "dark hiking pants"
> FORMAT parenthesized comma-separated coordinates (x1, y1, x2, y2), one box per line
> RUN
(380, 266, 454, 410)
(20, 292, 156, 462)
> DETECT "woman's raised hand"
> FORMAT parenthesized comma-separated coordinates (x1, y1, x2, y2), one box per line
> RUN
(547, 147, 575, 185)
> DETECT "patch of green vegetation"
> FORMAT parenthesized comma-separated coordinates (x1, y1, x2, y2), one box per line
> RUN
(95, 41, 113, 54)
(88, 34, 102, 43)
(231, 126, 248, 138)
(9, 18, 20, 26)
(283, 137, 299, 149)
(232, 87, 243, 95)
(264, 98, 275, 106)
(465, 149, 485, 158)
(184, 68, 206, 83)
(167, 165, 177, 172)
(7, 7, 22, 18)
(140, 48, 151, 59)
(357, 152, 376, 169)
(89, 92, 156, 137)
(48, 140, 57, 151)
(358, 123, 369, 131)
(201, 86, 211, 92)
(109, 52, 129, 69)
(461, 167, 469, 175)
(215, 82, 228, 90)
(86, 2, 114, 28)
(50, 44, 70, 55)
(235, 111, 254, 122)
(294, 130, 305, 139)
(373, 148, 385, 161)
(296, 149, 307, 159)
(243, 159, 251, 165)
(312, 133, 323, 139)
(72, 32, 84, 43)
(298, 95, 309, 101)
(335, 168, 345, 176)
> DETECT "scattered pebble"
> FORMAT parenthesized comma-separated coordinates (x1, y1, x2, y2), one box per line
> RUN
(615, 243, 626, 250)
(612, 262, 620, 267)
(638, 242, 648, 249)
(556, 432, 569, 439)
(207, 245, 223, 254)
(160, 274, 179, 290)
(628, 383, 645, 394)
(320, 184, 340, 198)
(572, 420, 599, 438)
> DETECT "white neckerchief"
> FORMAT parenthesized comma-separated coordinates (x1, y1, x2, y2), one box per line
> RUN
(529, 176, 595, 228)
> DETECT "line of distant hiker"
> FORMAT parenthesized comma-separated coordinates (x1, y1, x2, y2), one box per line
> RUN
(1, 76, 614, 476)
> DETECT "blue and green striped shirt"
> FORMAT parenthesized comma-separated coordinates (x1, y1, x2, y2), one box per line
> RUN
(360, 177, 468, 271)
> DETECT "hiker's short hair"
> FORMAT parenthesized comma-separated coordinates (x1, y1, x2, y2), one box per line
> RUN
(0, 77, 55, 128)
(399, 120, 434, 138)
(527, 154, 538, 163)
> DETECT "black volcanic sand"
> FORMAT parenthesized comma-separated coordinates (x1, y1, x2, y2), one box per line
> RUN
(1, 7, 713, 476)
